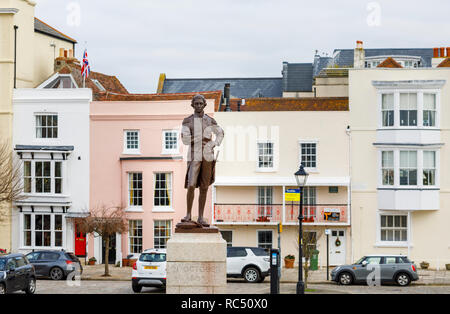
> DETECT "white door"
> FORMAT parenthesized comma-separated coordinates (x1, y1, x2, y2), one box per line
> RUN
(330, 230, 346, 266)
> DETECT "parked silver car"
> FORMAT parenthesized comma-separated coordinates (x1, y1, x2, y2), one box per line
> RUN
(331, 255, 419, 286)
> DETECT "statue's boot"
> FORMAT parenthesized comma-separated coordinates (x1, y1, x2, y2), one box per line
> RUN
(181, 214, 192, 223)
(197, 217, 210, 227)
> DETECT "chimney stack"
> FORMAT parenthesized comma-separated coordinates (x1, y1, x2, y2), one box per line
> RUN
(224, 83, 231, 112)
(354, 40, 365, 69)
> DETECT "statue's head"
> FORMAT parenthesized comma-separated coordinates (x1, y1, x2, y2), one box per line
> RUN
(191, 94, 207, 114)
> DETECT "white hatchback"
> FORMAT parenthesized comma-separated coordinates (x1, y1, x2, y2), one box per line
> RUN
(131, 249, 166, 293)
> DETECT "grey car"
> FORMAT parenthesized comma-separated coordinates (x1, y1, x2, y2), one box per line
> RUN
(25, 250, 83, 280)
(331, 255, 419, 286)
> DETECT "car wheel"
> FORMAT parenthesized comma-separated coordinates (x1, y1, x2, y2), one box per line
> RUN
(396, 273, 411, 286)
(24, 278, 36, 295)
(0, 283, 5, 294)
(49, 267, 64, 280)
(132, 283, 142, 293)
(338, 272, 353, 285)
(243, 267, 261, 283)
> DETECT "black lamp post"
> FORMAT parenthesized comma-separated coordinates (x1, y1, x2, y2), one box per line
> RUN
(294, 164, 309, 294)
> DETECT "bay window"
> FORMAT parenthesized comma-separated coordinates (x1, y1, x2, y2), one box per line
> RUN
(380, 149, 438, 188)
(23, 213, 64, 248)
(23, 160, 64, 194)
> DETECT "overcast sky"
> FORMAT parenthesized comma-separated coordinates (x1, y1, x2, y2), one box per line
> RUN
(35, 0, 450, 93)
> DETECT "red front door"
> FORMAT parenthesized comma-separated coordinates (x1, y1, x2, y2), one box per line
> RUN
(74, 224, 86, 256)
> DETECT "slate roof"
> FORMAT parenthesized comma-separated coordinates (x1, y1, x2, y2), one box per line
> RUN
(330, 48, 434, 68)
(282, 63, 314, 93)
(15, 145, 75, 152)
(34, 18, 77, 43)
(161, 78, 282, 99)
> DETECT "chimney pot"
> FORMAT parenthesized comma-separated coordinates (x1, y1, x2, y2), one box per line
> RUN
(59, 48, 65, 58)
(64, 50, 68, 58)
(440, 47, 445, 58)
(69, 49, 74, 58)
(356, 41, 363, 49)
(447, 47, 450, 58)
(433, 48, 439, 58)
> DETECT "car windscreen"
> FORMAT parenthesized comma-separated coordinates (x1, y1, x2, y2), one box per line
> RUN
(139, 253, 166, 262)
(355, 257, 366, 264)
(0, 259, 5, 271)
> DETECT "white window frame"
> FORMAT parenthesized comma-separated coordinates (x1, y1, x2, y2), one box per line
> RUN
(381, 93, 395, 128)
(375, 211, 411, 247)
(256, 140, 275, 172)
(127, 172, 143, 211)
(381, 151, 394, 186)
(123, 130, 140, 155)
(128, 220, 143, 254)
(20, 213, 65, 249)
(35, 113, 59, 139)
(257, 230, 273, 250)
(299, 139, 319, 172)
(154, 220, 172, 249)
(378, 90, 441, 130)
(423, 150, 436, 186)
(378, 148, 440, 189)
(22, 160, 65, 196)
(161, 130, 180, 155)
(153, 172, 173, 212)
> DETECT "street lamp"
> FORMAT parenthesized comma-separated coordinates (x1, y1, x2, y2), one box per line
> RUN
(294, 164, 309, 294)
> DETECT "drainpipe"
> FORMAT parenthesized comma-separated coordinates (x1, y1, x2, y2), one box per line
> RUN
(346, 126, 353, 264)
(14, 25, 18, 88)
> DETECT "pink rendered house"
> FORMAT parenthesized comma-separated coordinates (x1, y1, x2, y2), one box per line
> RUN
(88, 91, 222, 264)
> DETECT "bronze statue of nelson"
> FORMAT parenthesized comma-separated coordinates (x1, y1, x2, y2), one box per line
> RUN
(180, 94, 224, 228)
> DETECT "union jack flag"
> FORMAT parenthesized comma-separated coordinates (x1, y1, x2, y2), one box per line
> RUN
(81, 49, 90, 79)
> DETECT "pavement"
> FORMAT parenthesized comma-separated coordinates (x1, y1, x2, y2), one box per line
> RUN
(80, 264, 450, 285)
(31, 280, 450, 294)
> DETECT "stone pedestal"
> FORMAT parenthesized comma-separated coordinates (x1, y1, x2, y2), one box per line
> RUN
(166, 232, 227, 294)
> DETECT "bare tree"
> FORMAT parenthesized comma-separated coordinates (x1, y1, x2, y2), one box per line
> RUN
(0, 140, 25, 222)
(295, 231, 319, 289)
(75, 205, 128, 277)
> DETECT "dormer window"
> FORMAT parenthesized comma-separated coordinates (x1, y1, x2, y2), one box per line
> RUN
(43, 75, 77, 89)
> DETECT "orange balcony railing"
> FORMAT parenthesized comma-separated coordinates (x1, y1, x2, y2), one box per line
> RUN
(214, 204, 348, 224)
(214, 204, 283, 223)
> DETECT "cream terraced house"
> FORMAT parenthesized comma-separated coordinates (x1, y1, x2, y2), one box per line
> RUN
(212, 98, 351, 267)
(0, 0, 76, 251)
(349, 67, 450, 269)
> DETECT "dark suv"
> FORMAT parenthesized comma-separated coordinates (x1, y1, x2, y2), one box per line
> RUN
(0, 253, 36, 294)
(26, 250, 83, 280)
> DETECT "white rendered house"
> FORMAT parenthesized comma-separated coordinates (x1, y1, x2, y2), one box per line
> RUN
(12, 87, 91, 256)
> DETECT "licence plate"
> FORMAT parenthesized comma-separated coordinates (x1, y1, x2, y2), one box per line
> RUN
(144, 266, 158, 270)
